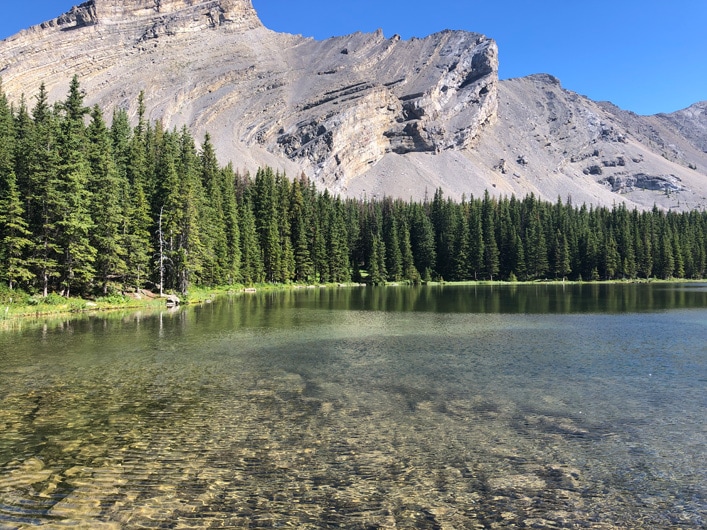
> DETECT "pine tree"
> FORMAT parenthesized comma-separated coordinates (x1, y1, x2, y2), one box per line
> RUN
(290, 177, 313, 283)
(275, 172, 295, 283)
(0, 171, 33, 289)
(399, 220, 420, 283)
(252, 167, 281, 282)
(220, 164, 241, 284)
(524, 209, 548, 280)
(53, 77, 96, 297)
(481, 191, 500, 280)
(0, 86, 33, 289)
(238, 193, 263, 285)
(383, 205, 403, 282)
(200, 133, 228, 284)
(87, 105, 127, 293)
(468, 200, 484, 280)
(314, 191, 333, 282)
(369, 235, 387, 285)
(124, 181, 152, 291)
(409, 203, 436, 281)
(13, 95, 33, 201)
(655, 221, 675, 279)
(27, 84, 62, 296)
(554, 230, 571, 280)
(174, 127, 206, 293)
(328, 198, 350, 283)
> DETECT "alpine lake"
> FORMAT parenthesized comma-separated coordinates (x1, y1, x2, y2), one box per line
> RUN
(0, 283, 705, 529)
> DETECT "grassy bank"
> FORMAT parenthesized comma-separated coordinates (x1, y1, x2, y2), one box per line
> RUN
(0, 282, 347, 324)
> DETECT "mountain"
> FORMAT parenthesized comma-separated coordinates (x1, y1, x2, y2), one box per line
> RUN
(1, 0, 705, 210)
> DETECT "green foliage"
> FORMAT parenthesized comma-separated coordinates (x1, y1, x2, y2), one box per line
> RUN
(1, 79, 706, 298)
(96, 293, 130, 305)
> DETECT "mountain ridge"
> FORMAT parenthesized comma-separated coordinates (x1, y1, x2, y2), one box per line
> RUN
(1, 0, 705, 210)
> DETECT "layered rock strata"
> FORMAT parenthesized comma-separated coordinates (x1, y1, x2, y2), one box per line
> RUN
(0, 0, 705, 210)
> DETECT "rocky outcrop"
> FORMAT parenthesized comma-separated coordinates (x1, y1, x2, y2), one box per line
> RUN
(0, 1, 705, 210)
(272, 31, 497, 185)
(600, 174, 685, 193)
(42, 0, 261, 33)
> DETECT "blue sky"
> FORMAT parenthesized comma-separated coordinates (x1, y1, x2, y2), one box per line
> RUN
(1, 0, 704, 115)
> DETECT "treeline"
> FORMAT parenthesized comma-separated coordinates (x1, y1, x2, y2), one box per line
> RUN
(1, 78, 707, 297)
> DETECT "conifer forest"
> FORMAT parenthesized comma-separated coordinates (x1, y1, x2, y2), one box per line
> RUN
(1, 78, 706, 298)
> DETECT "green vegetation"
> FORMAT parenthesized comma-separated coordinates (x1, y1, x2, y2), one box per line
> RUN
(1, 78, 707, 305)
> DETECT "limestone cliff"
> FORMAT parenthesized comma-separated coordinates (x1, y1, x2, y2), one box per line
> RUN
(0, 0, 705, 210)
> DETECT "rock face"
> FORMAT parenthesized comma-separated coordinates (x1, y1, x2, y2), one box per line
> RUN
(0, 0, 705, 210)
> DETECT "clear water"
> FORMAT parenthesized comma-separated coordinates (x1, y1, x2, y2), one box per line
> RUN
(0, 283, 705, 529)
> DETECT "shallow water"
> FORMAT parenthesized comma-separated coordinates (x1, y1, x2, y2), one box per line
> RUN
(0, 284, 705, 528)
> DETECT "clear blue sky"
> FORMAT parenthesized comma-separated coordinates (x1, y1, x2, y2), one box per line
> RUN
(1, 0, 705, 115)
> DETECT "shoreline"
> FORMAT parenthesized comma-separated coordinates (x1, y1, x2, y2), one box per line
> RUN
(1, 278, 703, 328)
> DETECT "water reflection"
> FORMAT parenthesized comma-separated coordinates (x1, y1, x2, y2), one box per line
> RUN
(244, 282, 707, 315)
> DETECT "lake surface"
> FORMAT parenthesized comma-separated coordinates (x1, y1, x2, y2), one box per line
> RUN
(0, 283, 705, 529)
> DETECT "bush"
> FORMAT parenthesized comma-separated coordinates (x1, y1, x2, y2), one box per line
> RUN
(97, 293, 129, 305)
(42, 293, 67, 306)
(0, 285, 31, 306)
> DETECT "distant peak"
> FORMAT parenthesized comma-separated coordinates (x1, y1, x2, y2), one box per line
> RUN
(44, 0, 261, 33)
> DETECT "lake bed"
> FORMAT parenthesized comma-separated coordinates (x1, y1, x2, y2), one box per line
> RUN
(0, 283, 705, 528)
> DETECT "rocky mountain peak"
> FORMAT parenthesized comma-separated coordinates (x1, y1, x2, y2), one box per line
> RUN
(36, 0, 261, 34)
(0, 3, 704, 211)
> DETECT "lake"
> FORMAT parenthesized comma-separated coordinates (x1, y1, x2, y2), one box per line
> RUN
(0, 283, 705, 528)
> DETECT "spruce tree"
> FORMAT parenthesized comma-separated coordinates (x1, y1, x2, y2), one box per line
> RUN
(238, 194, 264, 285)
(220, 163, 241, 284)
(290, 177, 313, 283)
(383, 207, 403, 282)
(28, 84, 61, 296)
(252, 167, 281, 282)
(200, 133, 228, 284)
(369, 235, 387, 285)
(0, 171, 33, 289)
(468, 200, 484, 280)
(409, 203, 436, 280)
(54, 77, 96, 297)
(481, 191, 500, 280)
(0, 87, 33, 289)
(328, 198, 350, 283)
(87, 105, 127, 293)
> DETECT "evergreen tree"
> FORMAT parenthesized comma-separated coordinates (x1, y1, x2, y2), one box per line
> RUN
(252, 167, 281, 282)
(602, 231, 620, 280)
(554, 230, 571, 280)
(87, 105, 127, 293)
(220, 164, 241, 284)
(27, 83, 61, 296)
(369, 234, 387, 285)
(383, 204, 403, 282)
(238, 194, 264, 285)
(0, 171, 33, 290)
(275, 172, 295, 283)
(13, 95, 33, 201)
(453, 200, 471, 280)
(481, 191, 500, 280)
(54, 76, 96, 296)
(199, 133, 228, 284)
(174, 127, 206, 293)
(290, 177, 313, 283)
(408, 202, 436, 282)
(328, 198, 350, 282)
(468, 200, 485, 279)
(399, 220, 420, 283)
(524, 208, 548, 279)
(0, 86, 33, 289)
(124, 181, 152, 291)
